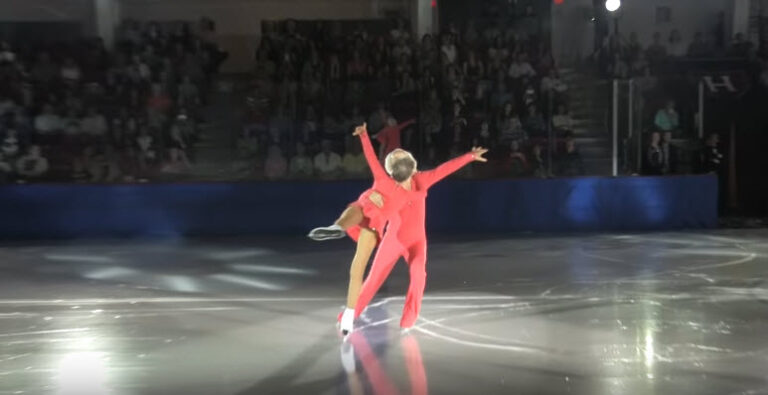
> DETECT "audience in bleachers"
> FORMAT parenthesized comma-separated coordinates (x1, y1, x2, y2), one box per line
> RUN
(0, 18, 222, 183)
(245, 2, 573, 180)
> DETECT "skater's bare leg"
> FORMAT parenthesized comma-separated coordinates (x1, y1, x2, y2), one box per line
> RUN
(346, 228, 377, 308)
(340, 227, 377, 335)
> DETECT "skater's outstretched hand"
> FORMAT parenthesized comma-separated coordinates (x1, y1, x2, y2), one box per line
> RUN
(353, 123, 367, 136)
(368, 191, 384, 208)
(471, 147, 489, 162)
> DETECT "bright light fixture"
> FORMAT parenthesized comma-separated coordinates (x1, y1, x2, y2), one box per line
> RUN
(605, 0, 621, 12)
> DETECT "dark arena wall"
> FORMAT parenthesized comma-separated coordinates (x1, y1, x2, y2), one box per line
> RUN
(0, 175, 717, 239)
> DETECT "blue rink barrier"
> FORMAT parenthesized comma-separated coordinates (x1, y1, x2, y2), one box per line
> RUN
(0, 175, 717, 239)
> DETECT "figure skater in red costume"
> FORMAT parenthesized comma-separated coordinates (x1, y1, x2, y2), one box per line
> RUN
(308, 123, 417, 335)
(352, 146, 488, 330)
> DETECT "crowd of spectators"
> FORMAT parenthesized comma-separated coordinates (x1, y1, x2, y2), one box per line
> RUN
(593, 27, 761, 176)
(244, 3, 586, 181)
(0, 18, 224, 183)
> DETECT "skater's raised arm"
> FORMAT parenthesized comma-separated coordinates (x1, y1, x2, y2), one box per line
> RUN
(354, 123, 388, 180)
(419, 147, 488, 188)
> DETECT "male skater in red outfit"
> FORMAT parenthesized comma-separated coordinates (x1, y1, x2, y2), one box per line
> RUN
(353, 146, 488, 329)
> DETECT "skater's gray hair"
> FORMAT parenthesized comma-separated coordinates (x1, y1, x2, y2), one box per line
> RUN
(385, 149, 417, 182)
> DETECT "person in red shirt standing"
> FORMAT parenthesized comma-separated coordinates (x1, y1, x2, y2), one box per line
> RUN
(352, 146, 489, 330)
(375, 117, 416, 160)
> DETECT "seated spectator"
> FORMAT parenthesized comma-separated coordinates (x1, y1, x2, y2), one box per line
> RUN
(78, 145, 122, 182)
(177, 76, 200, 109)
(136, 128, 158, 173)
(0, 42, 16, 64)
(529, 143, 548, 178)
(147, 83, 173, 115)
(61, 58, 82, 84)
(552, 104, 574, 136)
(728, 33, 752, 57)
(0, 95, 15, 116)
(645, 131, 664, 175)
(540, 70, 567, 99)
(660, 131, 678, 174)
(440, 34, 458, 65)
(505, 140, 528, 177)
(476, 120, 493, 147)
(166, 126, 192, 169)
(34, 104, 63, 135)
(687, 32, 711, 58)
(523, 105, 547, 138)
(237, 127, 259, 159)
(646, 32, 668, 71)
(654, 100, 680, 133)
(80, 107, 108, 138)
(668, 29, 686, 57)
(15, 145, 49, 180)
(626, 32, 643, 64)
(498, 102, 525, 143)
(520, 78, 538, 108)
(63, 109, 83, 137)
(313, 139, 342, 179)
(508, 53, 536, 81)
(264, 145, 287, 180)
(463, 50, 485, 85)
(289, 142, 314, 179)
(700, 132, 723, 174)
(0, 152, 11, 183)
(342, 138, 367, 179)
(2, 129, 20, 158)
(557, 139, 585, 177)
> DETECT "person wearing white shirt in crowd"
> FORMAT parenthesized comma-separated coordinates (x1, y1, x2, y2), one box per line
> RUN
(440, 35, 458, 65)
(60, 58, 82, 83)
(541, 70, 568, 95)
(34, 104, 63, 134)
(2, 129, 19, 158)
(313, 139, 342, 179)
(289, 142, 314, 179)
(15, 145, 49, 180)
(0, 42, 15, 64)
(508, 54, 536, 80)
(80, 107, 108, 137)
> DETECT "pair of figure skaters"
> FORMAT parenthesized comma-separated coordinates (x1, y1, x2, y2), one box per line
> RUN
(309, 123, 488, 335)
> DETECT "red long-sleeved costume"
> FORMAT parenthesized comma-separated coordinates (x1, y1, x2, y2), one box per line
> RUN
(353, 152, 475, 328)
(345, 130, 410, 242)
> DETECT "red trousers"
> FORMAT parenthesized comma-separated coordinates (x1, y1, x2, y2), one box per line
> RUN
(354, 239, 427, 329)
